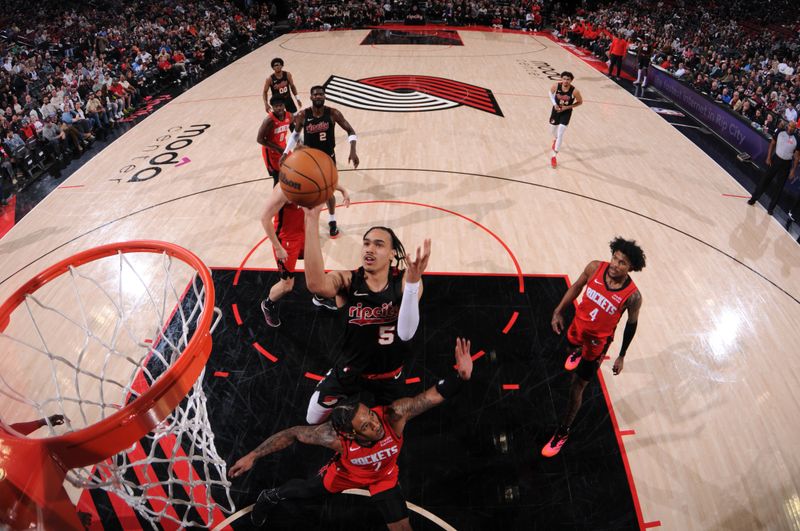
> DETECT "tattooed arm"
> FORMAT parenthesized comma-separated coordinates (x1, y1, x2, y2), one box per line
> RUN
(387, 337, 473, 437)
(229, 422, 341, 478)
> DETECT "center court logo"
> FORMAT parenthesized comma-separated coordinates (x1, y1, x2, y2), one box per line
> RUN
(322, 75, 503, 116)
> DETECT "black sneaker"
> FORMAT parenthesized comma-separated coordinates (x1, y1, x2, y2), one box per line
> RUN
(329, 221, 340, 238)
(747, 198, 756, 206)
(251, 488, 280, 527)
(260, 299, 280, 327)
(312, 294, 337, 311)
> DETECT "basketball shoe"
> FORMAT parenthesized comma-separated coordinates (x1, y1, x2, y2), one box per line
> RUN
(551, 139, 556, 150)
(329, 220, 340, 238)
(312, 294, 338, 311)
(551, 155, 558, 168)
(564, 350, 581, 371)
(251, 488, 281, 526)
(541, 428, 569, 457)
(260, 299, 280, 327)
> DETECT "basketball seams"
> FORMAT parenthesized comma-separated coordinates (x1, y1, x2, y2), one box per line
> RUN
(301, 149, 331, 190)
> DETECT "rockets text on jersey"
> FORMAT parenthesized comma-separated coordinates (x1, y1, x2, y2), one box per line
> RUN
(574, 261, 637, 338)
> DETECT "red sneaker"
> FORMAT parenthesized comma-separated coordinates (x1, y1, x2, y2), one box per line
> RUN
(564, 351, 581, 371)
(551, 156, 557, 168)
(541, 431, 569, 457)
(551, 139, 556, 150)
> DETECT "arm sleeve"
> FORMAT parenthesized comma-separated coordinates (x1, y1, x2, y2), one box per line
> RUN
(284, 131, 300, 153)
(618, 321, 638, 357)
(396, 281, 420, 341)
(549, 90, 557, 106)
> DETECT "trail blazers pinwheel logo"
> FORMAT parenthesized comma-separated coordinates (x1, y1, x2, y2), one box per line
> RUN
(322, 75, 503, 116)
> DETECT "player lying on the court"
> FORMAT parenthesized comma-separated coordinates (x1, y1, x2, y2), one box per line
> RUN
(302, 204, 431, 424)
(259, 180, 350, 327)
(229, 337, 474, 530)
(543, 237, 645, 457)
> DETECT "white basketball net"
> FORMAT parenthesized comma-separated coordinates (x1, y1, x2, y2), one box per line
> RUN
(0, 248, 235, 528)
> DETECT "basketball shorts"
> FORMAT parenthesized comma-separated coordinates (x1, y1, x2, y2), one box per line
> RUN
(566, 320, 612, 362)
(313, 366, 408, 411)
(637, 58, 651, 69)
(262, 146, 282, 185)
(549, 108, 572, 126)
(275, 96, 297, 114)
(321, 466, 408, 523)
(273, 237, 304, 279)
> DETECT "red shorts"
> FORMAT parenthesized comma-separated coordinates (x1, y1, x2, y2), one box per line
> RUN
(567, 320, 612, 361)
(262, 146, 281, 175)
(273, 237, 304, 277)
(321, 462, 399, 495)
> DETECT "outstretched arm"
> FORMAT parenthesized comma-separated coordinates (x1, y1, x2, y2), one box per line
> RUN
(302, 205, 351, 298)
(229, 422, 341, 478)
(551, 261, 599, 334)
(397, 239, 431, 341)
(388, 337, 472, 436)
(331, 108, 358, 168)
(612, 290, 642, 375)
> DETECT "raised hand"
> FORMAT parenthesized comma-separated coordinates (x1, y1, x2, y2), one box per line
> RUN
(454, 337, 473, 381)
(404, 238, 431, 283)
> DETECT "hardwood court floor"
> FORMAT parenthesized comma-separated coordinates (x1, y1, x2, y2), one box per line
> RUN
(1, 27, 799, 530)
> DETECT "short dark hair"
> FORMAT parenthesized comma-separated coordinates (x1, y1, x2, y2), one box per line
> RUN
(310, 85, 325, 94)
(561, 71, 574, 80)
(269, 95, 285, 106)
(330, 400, 359, 437)
(609, 237, 646, 272)
(270, 57, 284, 67)
(363, 226, 407, 268)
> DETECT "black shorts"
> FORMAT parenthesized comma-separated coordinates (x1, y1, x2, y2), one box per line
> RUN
(567, 339, 611, 382)
(314, 366, 408, 410)
(549, 108, 572, 126)
(275, 96, 297, 114)
(371, 484, 409, 524)
(637, 59, 651, 69)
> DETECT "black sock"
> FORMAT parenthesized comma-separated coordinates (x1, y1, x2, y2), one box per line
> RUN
(264, 298, 276, 310)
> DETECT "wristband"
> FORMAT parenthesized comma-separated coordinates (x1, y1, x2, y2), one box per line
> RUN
(435, 373, 463, 399)
(347, 134, 357, 144)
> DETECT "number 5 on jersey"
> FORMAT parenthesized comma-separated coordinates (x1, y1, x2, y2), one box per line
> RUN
(378, 325, 395, 345)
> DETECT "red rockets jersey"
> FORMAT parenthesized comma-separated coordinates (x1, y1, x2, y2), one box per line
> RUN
(273, 201, 304, 240)
(574, 261, 638, 338)
(267, 110, 292, 151)
(334, 406, 402, 484)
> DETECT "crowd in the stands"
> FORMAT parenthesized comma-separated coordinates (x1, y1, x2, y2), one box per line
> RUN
(287, 0, 545, 31)
(0, 0, 275, 205)
(554, 0, 800, 136)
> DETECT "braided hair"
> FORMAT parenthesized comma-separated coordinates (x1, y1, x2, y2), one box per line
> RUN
(363, 226, 407, 269)
(330, 401, 359, 438)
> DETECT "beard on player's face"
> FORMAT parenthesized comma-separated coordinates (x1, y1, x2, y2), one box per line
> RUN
(311, 94, 325, 107)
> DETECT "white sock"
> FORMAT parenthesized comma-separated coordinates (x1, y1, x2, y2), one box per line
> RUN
(329, 213, 336, 223)
(554, 125, 566, 152)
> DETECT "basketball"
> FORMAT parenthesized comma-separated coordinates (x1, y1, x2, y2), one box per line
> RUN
(279, 148, 338, 207)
